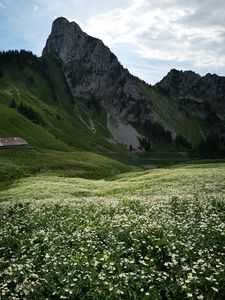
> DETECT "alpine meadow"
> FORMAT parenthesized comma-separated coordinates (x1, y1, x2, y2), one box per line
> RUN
(0, 2, 225, 300)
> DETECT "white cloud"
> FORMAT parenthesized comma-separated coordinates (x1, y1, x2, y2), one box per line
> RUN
(33, 5, 39, 11)
(1, 0, 224, 83)
(76, 0, 225, 81)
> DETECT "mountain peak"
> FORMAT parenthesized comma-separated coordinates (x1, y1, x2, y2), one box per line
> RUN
(42, 17, 85, 59)
(53, 16, 70, 25)
(49, 17, 83, 37)
(166, 68, 201, 79)
(157, 68, 201, 92)
(42, 16, 152, 144)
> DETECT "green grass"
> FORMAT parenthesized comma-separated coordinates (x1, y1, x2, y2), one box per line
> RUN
(0, 159, 224, 299)
(0, 147, 137, 191)
(0, 56, 127, 153)
(1, 160, 225, 201)
(0, 54, 224, 299)
(0, 53, 207, 157)
(140, 83, 208, 145)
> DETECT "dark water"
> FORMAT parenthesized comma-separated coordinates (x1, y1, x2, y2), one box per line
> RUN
(124, 152, 189, 169)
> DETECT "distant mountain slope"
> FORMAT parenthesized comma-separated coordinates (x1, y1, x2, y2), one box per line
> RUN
(157, 69, 225, 139)
(42, 17, 225, 150)
(0, 17, 224, 153)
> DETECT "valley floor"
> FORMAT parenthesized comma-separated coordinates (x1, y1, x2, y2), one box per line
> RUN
(0, 152, 225, 299)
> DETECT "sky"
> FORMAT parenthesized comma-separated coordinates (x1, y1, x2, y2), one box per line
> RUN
(0, 0, 225, 84)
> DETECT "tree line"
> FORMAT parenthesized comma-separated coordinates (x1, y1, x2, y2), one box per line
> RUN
(143, 119, 192, 148)
(194, 134, 225, 158)
(0, 50, 38, 65)
(10, 99, 44, 125)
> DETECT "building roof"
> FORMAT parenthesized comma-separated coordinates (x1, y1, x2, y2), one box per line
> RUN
(0, 137, 28, 147)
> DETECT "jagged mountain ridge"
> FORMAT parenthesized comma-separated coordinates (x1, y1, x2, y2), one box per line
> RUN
(158, 68, 225, 106)
(43, 17, 151, 125)
(42, 17, 225, 149)
(0, 17, 224, 153)
(157, 69, 225, 138)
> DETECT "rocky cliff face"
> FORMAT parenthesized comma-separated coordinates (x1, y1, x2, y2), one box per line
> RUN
(158, 69, 201, 95)
(42, 17, 225, 149)
(158, 69, 225, 107)
(43, 17, 151, 125)
(157, 69, 225, 137)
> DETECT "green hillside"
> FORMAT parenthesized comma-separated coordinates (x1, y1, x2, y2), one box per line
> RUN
(0, 51, 224, 300)
(0, 147, 138, 191)
(140, 83, 208, 145)
(0, 51, 125, 153)
(0, 50, 203, 155)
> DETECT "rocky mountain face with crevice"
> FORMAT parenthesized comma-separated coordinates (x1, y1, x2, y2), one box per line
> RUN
(42, 17, 225, 150)
(43, 17, 151, 125)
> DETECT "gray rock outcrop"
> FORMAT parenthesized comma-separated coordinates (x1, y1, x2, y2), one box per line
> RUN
(157, 69, 225, 106)
(43, 17, 152, 125)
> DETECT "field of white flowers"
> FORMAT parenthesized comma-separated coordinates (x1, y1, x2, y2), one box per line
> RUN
(0, 161, 225, 299)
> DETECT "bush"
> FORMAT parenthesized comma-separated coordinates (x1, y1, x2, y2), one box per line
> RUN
(175, 134, 192, 149)
(138, 136, 151, 151)
(144, 119, 172, 142)
(195, 134, 225, 158)
(27, 75, 35, 84)
(9, 99, 17, 109)
(18, 102, 44, 125)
